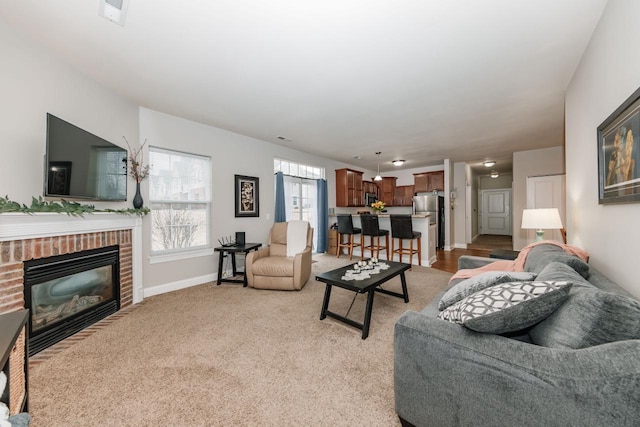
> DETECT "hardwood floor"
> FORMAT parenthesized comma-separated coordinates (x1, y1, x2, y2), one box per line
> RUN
(431, 248, 493, 273)
(430, 234, 514, 273)
(467, 234, 513, 251)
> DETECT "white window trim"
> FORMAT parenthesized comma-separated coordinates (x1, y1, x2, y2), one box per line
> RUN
(274, 157, 325, 179)
(149, 247, 214, 264)
(149, 146, 212, 256)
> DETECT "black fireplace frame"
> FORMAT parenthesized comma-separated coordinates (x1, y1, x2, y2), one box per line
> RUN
(23, 245, 120, 356)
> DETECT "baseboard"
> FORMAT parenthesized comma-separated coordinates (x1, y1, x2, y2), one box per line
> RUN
(453, 243, 467, 249)
(143, 273, 217, 299)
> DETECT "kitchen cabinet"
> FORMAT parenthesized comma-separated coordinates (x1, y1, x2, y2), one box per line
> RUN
(362, 181, 378, 197)
(393, 185, 415, 207)
(413, 171, 445, 193)
(375, 177, 397, 206)
(335, 168, 364, 207)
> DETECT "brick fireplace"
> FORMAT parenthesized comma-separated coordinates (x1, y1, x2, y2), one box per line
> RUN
(0, 213, 142, 324)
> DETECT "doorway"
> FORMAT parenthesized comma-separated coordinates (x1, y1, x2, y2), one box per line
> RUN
(480, 189, 512, 236)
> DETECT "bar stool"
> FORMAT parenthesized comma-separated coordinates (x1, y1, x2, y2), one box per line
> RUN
(336, 214, 361, 260)
(360, 214, 390, 260)
(390, 214, 422, 266)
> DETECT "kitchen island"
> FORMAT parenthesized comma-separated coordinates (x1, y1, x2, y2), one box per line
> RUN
(330, 213, 435, 266)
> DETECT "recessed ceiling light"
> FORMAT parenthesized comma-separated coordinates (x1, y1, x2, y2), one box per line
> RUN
(490, 171, 499, 178)
(392, 160, 405, 166)
(99, 0, 129, 26)
(483, 160, 496, 167)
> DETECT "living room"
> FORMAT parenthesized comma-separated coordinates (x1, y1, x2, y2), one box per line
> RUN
(1, 1, 640, 426)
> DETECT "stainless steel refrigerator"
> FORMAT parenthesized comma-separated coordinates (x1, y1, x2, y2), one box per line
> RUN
(412, 193, 445, 249)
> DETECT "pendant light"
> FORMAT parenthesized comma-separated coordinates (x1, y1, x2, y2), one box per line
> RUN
(374, 152, 382, 181)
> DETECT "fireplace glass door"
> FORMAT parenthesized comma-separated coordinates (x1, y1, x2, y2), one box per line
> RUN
(30, 265, 114, 333)
(24, 245, 120, 355)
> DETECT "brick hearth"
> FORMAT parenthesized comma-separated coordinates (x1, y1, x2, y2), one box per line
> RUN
(0, 214, 141, 412)
(0, 230, 133, 315)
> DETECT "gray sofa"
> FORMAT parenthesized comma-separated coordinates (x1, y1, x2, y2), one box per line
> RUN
(394, 244, 640, 427)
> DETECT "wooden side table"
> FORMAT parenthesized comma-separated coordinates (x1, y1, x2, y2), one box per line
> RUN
(214, 243, 262, 287)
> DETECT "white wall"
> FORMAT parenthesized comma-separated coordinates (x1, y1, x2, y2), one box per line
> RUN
(479, 174, 512, 190)
(470, 172, 480, 239)
(0, 20, 139, 206)
(512, 146, 565, 250)
(0, 18, 364, 296)
(392, 164, 445, 186)
(139, 108, 361, 291)
(566, 0, 640, 297)
(452, 162, 468, 248)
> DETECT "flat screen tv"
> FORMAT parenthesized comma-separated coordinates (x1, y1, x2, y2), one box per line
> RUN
(45, 113, 127, 201)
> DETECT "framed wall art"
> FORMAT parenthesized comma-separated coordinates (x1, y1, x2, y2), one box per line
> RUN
(598, 86, 640, 204)
(234, 174, 259, 217)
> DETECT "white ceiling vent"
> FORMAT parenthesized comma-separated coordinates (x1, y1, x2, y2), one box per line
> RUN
(99, 0, 129, 26)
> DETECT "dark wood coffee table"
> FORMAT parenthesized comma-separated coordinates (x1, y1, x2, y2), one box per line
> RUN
(316, 260, 410, 339)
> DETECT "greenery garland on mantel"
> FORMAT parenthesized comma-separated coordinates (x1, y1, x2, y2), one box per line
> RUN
(0, 195, 149, 217)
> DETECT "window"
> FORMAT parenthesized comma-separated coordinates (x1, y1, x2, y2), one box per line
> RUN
(274, 158, 324, 179)
(286, 178, 316, 224)
(149, 147, 211, 254)
(274, 159, 325, 251)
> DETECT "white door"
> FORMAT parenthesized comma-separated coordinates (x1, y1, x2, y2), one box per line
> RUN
(481, 189, 512, 235)
(526, 174, 566, 243)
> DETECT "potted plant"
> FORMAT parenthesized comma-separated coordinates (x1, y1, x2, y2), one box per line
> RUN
(123, 137, 150, 209)
(371, 200, 385, 214)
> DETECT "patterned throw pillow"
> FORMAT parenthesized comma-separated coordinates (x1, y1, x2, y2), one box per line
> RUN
(438, 271, 538, 310)
(438, 281, 573, 334)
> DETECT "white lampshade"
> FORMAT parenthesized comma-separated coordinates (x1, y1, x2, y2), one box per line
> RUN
(521, 208, 563, 242)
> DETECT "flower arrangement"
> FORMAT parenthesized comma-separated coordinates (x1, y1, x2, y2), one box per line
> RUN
(371, 200, 385, 213)
(123, 136, 150, 183)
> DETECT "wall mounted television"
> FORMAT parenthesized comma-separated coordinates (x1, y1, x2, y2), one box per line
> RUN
(45, 113, 127, 201)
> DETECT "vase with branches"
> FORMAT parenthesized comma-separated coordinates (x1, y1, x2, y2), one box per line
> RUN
(123, 137, 150, 209)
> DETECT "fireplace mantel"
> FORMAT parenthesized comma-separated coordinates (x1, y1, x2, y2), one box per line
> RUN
(0, 213, 143, 304)
(0, 213, 140, 241)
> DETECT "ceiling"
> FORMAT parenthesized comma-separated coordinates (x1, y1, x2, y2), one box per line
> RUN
(0, 1, 606, 173)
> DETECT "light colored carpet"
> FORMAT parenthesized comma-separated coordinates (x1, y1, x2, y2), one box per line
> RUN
(29, 255, 452, 426)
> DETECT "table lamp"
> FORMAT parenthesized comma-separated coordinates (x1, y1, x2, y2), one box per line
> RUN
(521, 208, 563, 242)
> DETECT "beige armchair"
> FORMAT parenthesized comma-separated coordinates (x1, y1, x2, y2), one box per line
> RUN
(245, 221, 314, 290)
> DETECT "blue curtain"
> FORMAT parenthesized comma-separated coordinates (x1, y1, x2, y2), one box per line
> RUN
(316, 179, 329, 252)
(274, 172, 286, 222)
